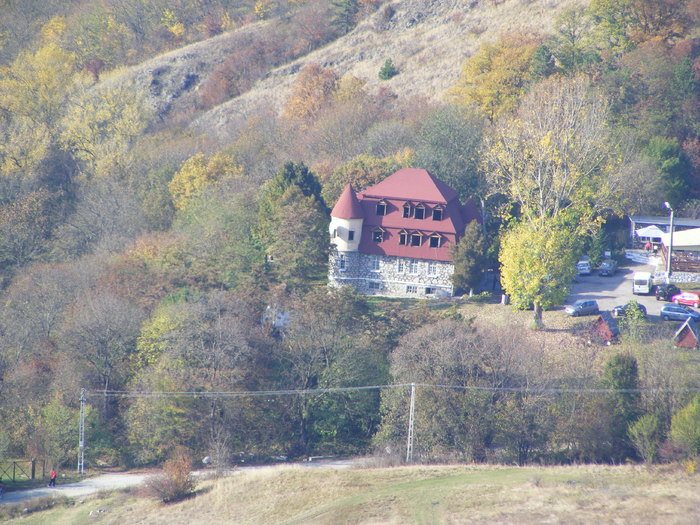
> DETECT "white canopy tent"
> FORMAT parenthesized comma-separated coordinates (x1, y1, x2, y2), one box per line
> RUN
(635, 225, 665, 239)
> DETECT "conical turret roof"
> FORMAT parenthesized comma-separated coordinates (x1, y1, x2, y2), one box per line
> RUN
(331, 184, 364, 219)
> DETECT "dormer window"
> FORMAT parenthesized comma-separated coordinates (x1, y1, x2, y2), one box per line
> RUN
(414, 204, 425, 220)
(429, 233, 443, 248)
(398, 230, 408, 245)
(372, 228, 385, 243)
(411, 232, 423, 246)
(403, 203, 413, 218)
(376, 200, 387, 216)
(432, 206, 444, 221)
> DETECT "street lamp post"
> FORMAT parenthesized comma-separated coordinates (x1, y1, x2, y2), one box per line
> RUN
(664, 202, 674, 283)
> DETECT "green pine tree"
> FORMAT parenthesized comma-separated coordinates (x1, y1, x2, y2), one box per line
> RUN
(378, 59, 398, 80)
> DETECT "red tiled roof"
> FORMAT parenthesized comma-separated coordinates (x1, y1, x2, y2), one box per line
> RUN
(331, 168, 480, 262)
(360, 168, 458, 203)
(330, 184, 363, 219)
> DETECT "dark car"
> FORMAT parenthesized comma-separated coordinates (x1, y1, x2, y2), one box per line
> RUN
(656, 284, 681, 301)
(612, 302, 647, 318)
(565, 299, 600, 317)
(660, 304, 700, 322)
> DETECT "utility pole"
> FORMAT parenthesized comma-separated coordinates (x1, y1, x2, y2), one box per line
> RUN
(406, 383, 415, 463)
(78, 389, 86, 475)
(664, 202, 674, 282)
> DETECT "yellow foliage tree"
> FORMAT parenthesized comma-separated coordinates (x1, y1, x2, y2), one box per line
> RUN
(0, 43, 76, 130)
(169, 152, 244, 211)
(449, 33, 541, 121)
(60, 79, 152, 178)
(499, 218, 579, 328)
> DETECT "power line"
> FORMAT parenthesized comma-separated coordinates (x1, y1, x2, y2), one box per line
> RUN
(77, 382, 700, 472)
(82, 383, 700, 398)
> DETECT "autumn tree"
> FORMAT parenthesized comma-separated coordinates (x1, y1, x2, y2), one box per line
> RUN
(277, 288, 386, 455)
(321, 154, 398, 204)
(60, 79, 152, 178)
(499, 218, 578, 328)
(168, 152, 244, 211)
(547, 7, 599, 74)
(486, 75, 636, 326)
(414, 105, 485, 200)
(59, 290, 145, 417)
(282, 63, 338, 125)
(449, 33, 541, 121)
(127, 291, 263, 463)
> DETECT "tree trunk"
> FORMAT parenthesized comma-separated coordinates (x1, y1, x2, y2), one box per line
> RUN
(533, 304, 544, 330)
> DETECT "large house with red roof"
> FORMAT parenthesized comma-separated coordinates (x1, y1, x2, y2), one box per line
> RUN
(328, 168, 480, 298)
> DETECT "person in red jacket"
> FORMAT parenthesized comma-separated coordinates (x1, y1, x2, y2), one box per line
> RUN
(48, 469, 57, 487)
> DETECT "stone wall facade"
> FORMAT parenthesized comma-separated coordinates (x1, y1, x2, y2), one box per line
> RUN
(328, 249, 454, 298)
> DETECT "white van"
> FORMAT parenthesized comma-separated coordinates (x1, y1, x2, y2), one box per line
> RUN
(632, 271, 653, 295)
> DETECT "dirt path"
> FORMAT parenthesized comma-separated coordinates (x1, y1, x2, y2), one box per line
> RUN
(0, 472, 151, 506)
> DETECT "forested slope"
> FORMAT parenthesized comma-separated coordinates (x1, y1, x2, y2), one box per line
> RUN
(0, 0, 699, 471)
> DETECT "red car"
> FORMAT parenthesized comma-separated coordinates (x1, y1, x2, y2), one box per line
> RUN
(671, 292, 700, 308)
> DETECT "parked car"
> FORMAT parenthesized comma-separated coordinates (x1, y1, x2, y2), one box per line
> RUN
(598, 259, 618, 276)
(671, 292, 700, 308)
(611, 302, 647, 318)
(661, 304, 700, 322)
(656, 283, 681, 301)
(576, 261, 592, 276)
(565, 299, 600, 317)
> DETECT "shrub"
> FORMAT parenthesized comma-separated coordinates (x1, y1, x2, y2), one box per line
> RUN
(670, 395, 700, 458)
(146, 446, 196, 503)
(378, 59, 398, 80)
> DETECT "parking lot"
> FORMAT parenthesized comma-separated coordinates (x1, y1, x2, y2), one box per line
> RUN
(565, 256, 666, 318)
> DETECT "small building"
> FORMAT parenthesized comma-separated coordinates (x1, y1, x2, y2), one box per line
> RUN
(673, 318, 700, 349)
(629, 215, 700, 243)
(591, 312, 620, 345)
(327, 168, 480, 298)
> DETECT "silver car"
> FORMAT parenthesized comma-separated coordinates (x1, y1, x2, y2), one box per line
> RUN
(565, 300, 600, 317)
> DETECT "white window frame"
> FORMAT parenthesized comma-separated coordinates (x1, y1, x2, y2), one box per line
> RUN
(370, 255, 380, 272)
(427, 262, 437, 276)
(408, 261, 419, 274)
(406, 285, 418, 294)
(339, 254, 347, 271)
(397, 260, 405, 274)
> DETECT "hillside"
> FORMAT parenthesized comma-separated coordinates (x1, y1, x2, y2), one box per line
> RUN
(104, 0, 586, 142)
(5, 464, 700, 524)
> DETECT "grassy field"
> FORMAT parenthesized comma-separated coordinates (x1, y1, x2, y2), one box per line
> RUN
(3, 463, 699, 524)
